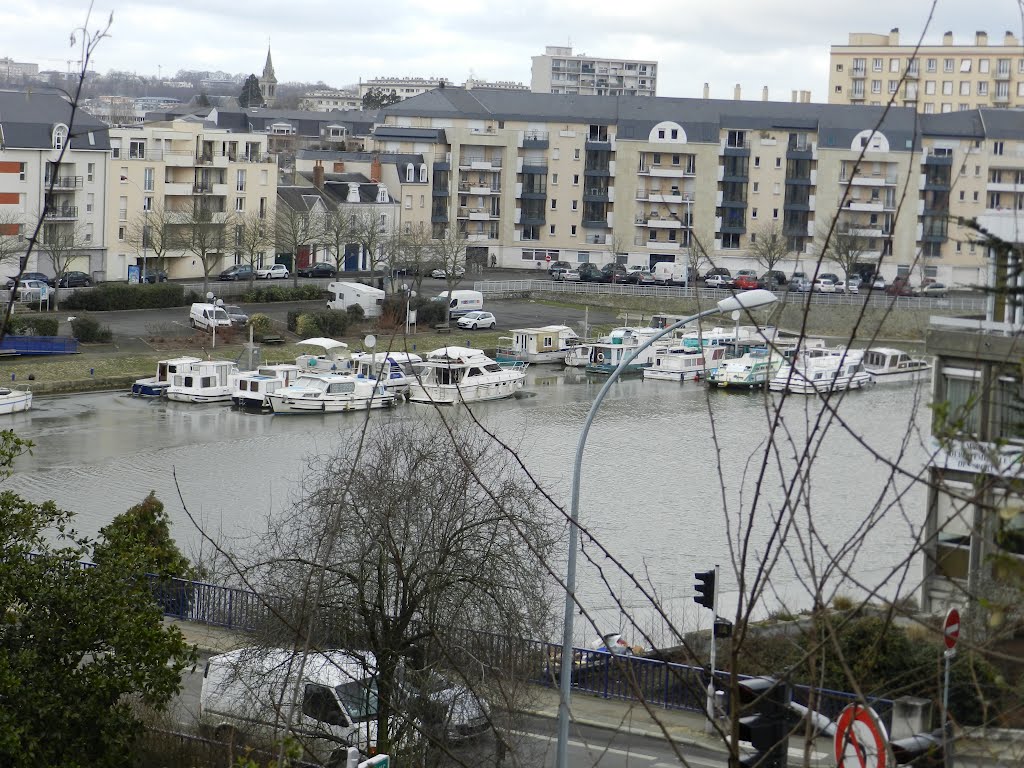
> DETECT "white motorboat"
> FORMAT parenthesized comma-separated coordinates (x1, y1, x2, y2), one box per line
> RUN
(232, 364, 302, 410)
(644, 344, 727, 382)
(679, 325, 775, 353)
(862, 347, 933, 384)
(584, 327, 662, 374)
(294, 337, 355, 374)
(352, 351, 423, 396)
(496, 325, 581, 365)
(565, 343, 592, 367)
(266, 373, 396, 414)
(707, 348, 785, 389)
(166, 360, 241, 403)
(131, 356, 201, 397)
(0, 384, 31, 414)
(768, 348, 874, 394)
(408, 346, 527, 404)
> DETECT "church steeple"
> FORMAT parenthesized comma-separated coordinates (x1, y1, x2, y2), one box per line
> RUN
(259, 45, 277, 107)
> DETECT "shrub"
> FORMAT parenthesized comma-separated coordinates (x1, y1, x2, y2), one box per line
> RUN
(63, 283, 186, 311)
(287, 309, 302, 332)
(249, 313, 274, 337)
(27, 317, 60, 336)
(413, 297, 447, 327)
(346, 303, 365, 322)
(70, 316, 113, 343)
(295, 314, 322, 339)
(295, 311, 349, 339)
(242, 285, 323, 303)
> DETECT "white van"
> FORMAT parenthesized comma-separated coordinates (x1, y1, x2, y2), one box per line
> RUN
(434, 289, 483, 317)
(189, 302, 231, 331)
(651, 262, 693, 286)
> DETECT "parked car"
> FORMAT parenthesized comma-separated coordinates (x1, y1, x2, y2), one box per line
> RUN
(430, 265, 466, 279)
(548, 260, 573, 277)
(456, 310, 496, 330)
(835, 280, 860, 294)
(5, 272, 51, 289)
(734, 269, 758, 281)
(871, 276, 887, 290)
(222, 304, 249, 325)
(256, 264, 289, 280)
(600, 263, 629, 283)
(886, 277, 913, 297)
(297, 262, 337, 278)
(57, 270, 92, 288)
(561, 268, 581, 281)
(914, 282, 949, 298)
(813, 278, 837, 293)
(13, 279, 48, 300)
(218, 264, 255, 281)
(705, 274, 731, 289)
(140, 268, 168, 283)
(625, 268, 656, 285)
(704, 267, 731, 282)
(791, 271, 809, 284)
(846, 275, 864, 290)
(758, 271, 788, 289)
(788, 278, 812, 293)
(733, 274, 760, 290)
(577, 263, 605, 282)
(819, 273, 841, 285)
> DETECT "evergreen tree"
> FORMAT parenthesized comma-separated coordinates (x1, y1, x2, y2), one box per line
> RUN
(238, 74, 264, 108)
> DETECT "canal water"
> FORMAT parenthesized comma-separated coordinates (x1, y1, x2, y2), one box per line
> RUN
(4, 370, 932, 645)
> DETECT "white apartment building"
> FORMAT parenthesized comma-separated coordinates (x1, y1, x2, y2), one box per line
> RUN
(106, 120, 277, 280)
(372, 87, 1024, 287)
(0, 89, 111, 283)
(358, 77, 451, 100)
(299, 88, 361, 112)
(531, 46, 657, 96)
(829, 28, 1024, 112)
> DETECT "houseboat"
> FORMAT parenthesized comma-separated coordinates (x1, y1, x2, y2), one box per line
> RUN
(131, 356, 202, 397)
(862, 347, 933, 384)
(707, 348, 785, 389)
(0, 384, 31, 415)
(165, 360, 242, 403)
(644, 344, 727, 382)
(407, 347, 527, 404)
(584, 327, 662, 375)
(496, 325, 580, 365)
(768, 348, 874, 395)
(232, 364, 302, 410)
(266, 374, 396, 414)
(352, 351, 423, 396)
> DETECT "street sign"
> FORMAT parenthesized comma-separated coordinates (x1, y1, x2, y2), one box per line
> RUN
(835, 704, 889, 768)
(942, 608, 960, 650)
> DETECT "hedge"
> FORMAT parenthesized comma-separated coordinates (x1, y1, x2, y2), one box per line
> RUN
(241, 285, 323, 303)
(70, 316, 113, 343)
(63, 283, 187, 311)
(7, 316, 59, 336)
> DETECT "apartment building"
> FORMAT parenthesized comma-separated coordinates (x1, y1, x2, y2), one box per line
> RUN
(299, 88, 362, 112)
(368, 87, 1024, 287)
(829, 29, 1024, 112)
(531, 46, 657, 97)
(106, 120, 277, 280)
(0, 89, 111, 282)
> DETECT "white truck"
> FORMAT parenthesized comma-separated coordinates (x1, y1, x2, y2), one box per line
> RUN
(327, 282, 385, 318)
(433, 289, 483, 317)
(651, 262, 693, 286)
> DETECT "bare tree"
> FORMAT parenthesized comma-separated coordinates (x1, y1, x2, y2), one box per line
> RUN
(818, 219, 872, 282)
(177, 203, 226, 296)
(275, 202, 318, 288)
(429, 227, 468, 329)
(125, 203, 182, 279)
(39, 220, 88, 310)
(398, 222, 434, 297)
(351, 209, 391, 289)
(318, 204, 356, 275)
(234, 209, 275, 285)
(0, 211, 27, 273)
(749, 222, 791, 277)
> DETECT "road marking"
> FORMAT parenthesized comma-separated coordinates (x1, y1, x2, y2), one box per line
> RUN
(507, 728, 725, 766)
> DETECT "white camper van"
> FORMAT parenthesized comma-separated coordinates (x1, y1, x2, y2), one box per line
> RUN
(433, 290, 483, 317)
(326, 282, 385, 318)
(189, 302, 232, 331)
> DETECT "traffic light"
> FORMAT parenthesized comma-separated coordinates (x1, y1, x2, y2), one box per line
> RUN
(694, 569, 715, 610)
(890, 728, 944, 768)
(736, 676, 792, 768)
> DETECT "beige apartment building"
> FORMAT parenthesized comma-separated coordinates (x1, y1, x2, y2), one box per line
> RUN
(531, 46, 657, 96)
(829, 29, 1024, 112)
(106, 120, 277, 280)
(367, 87, 1024, 287)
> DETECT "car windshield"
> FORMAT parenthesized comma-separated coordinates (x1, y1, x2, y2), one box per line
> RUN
(335, 679, 378, 722)
(224, 306, 242, 314)
(464, 312, 483, 319)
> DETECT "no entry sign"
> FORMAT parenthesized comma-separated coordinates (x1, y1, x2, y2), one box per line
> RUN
(835, 704, 889, 768)
(943, 608, 960, 650)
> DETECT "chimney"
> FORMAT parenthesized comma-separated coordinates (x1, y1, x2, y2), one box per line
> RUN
(792, 90, 798, 103)
(943, 31, 953, 45)
(762, 85, 768, 101)
(702, 82, 709, 100)
(889, 27, 900, 45)
(733, 83, 741, 101)
(802, 90, 811, 103)
(370, 154, 381, 183)
(346, 183, 360, 203)
(1006, 31, 1019, 46)
(312, 160, 325, 190)
(975, 30, 988, 46)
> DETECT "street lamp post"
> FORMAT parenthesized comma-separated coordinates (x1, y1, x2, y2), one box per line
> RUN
(554, 289, 778, 768)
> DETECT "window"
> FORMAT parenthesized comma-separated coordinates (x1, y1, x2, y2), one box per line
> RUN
(574, 148, 580, 160)
(118, 226, 126, 241)
(979, 59, 989, 74)
(924, 103, 935, 114)
(754, 156, 760, 168)
(18, 162, 25, 181)
(772, 208, 779, 219)
(870, 58, 881, 72)
(143, 167, 154, 192)
(751, 208, 758, 219)
(959, 59, 971, 73)
(775, 157, 782, 168)
(835, 63, 844, 72)
(721, 233, 740, 248)
(977, 81, 989, 96)
(926, 58, 937, 72)
(129, 139, 146, 159)
(571, 200, 578, 211)
(143, 196, 152, 211)
(959, 81, 971, 96)
(86, 192, 94, 213)
(752, 181, 759, 193)
(404, 195, 412, 209)
(549, 224, 556, 235)
(871, 80, 882, 94)
(572, 174, 579, 185)
(772, 183, 780, 195)
(888, 80, 898, 94)
(551, 173, 558, 184)
(405, 163, 414, 182)
(260, 169, 269, 185)
(993, 141, 1004, 156)
(658, 129, 665, 139)
(419, 164, 427, 182)
(87, 162, 95, 182)
(550, 199, 557, 210)
(670, 129, 678, 139)
(570, 225, 577, 235)
(942, 81, 953, 95)
(834, 85, 842, 94)
(925, 81, 936, 95)
(118, 195, 127, 221)
(236, 169, 246, 191)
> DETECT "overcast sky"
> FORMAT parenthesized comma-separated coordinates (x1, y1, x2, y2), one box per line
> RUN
(6, 0, 1024, 100)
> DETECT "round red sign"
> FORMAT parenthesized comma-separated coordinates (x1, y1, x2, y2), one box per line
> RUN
(943, 608, 960, 650)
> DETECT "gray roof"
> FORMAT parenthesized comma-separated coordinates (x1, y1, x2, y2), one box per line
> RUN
(296, 148, 426, 166)
(372, 125, 445, 142)
(287, 174, 396, 206)
(381, 87, 1021, 151)
(277, 185, 333, 213)
(0, 88, 111, 150)
(212, 107, 379, 138)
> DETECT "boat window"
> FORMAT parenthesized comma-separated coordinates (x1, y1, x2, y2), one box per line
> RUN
(184, 376, 194, 387)
(484, 363, 502, 373)
(201, 376, 215, 388)
(543, 336, 553, 348)
(328, 382, 356, 394)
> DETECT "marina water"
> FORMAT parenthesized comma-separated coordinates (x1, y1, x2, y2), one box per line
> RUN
(5, 370, 931, 645)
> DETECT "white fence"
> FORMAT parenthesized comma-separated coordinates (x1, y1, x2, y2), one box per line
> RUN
(471, 280, 988, 313)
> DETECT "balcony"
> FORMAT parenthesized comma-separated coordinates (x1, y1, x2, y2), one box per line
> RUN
(844, 199, 885, 212)
(994, 67, 1011, 80)
(457, 207, 499, 221)
(163, 150, 197, 167)
(126, 149, 165, 161)
(163, 182, 194, 196)
(842, 172, 899, 187)
(458, 182, 501, 195)
(520, 130, 549, 149)
(584, 234, 607, 245)
(851, 66, 867, 77)
(43, 206, 78, 220)
(432, 185, 450, 197)
(48, 176, 83, 190)
(993, 91, 1010, 103)
(458, 154, 502, 170)
(638, 164, 691, 178)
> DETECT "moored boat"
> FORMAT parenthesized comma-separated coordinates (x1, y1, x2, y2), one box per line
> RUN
(0, 384, 31, 414)
(707, 347, 785, 389)
(266, 373, 395, 414)
(584, 327, 661, 375)
(644, 344, 727, 382)
(768, 348, 874, 394)
(862, 347, 933, 384)
(496, 325, 581, 365)
(232, 364, 302, 410)
(166, 360, 241, 403)
(294, 337, 355, 374)
(408, 346, 527, 404)
(352, 351, 423, 396)
(131, 356, 201, 397)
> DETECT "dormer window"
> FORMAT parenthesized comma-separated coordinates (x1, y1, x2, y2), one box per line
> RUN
(377, 186, 388, 203)
(406, 163, 414, 182)
(52, 124, 68, 150)
(418, 164, 427, 183)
